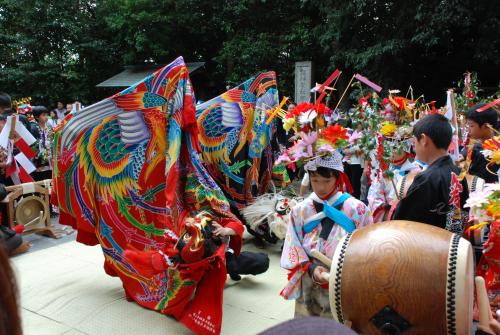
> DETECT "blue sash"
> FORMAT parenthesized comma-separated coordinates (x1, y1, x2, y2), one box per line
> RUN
(303, 193, 355, 234)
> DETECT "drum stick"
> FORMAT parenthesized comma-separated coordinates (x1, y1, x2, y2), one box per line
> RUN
(310, 249, 332, 268)
(475, 276, 494, 333)
(320, 272, 330, 282)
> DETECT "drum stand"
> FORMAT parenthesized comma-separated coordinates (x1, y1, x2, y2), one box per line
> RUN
(1, 179, 61, 239)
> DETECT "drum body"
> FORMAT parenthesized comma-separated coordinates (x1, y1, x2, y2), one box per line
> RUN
(329, 220, 474, 335)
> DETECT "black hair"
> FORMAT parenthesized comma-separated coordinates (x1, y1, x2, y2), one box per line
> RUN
(413, 114, 452, 150)
(0, 92, 11, 109)
(307, 167, 340, 179)
(32, 106, 49, 119)
(466, 103, 497, 128)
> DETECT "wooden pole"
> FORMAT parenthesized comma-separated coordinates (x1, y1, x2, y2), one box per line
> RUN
(9, 115, 17, 140)
(333, 75, 356, 114)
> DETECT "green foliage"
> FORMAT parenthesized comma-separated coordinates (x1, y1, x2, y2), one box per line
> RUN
(0, 0, 122, 106)
(0, 0, 498, 108)
(454, 72, 482, 114)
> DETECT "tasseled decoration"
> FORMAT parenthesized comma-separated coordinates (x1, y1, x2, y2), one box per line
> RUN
(337, 172, 353, 195)
(123, 246, 166, 278)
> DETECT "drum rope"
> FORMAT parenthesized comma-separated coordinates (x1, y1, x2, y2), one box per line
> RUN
(446, 234, 460, 335)
(334, 233, 352, 324)
(398, 175, 407, 200)
(471, 176, 478, 193)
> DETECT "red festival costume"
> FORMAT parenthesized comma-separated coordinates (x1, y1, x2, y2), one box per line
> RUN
(52, 57, 243, 335)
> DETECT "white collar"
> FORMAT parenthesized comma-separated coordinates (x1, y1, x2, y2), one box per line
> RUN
(305, 192, 344, 224)
(399, 159, 417, 172)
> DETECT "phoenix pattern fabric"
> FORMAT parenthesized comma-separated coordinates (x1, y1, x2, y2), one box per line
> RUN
(53, 57, 238, 335)
(195, 72, 279, 209)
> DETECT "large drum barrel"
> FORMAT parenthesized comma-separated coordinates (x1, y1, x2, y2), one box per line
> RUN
(328, 220, 474, 335)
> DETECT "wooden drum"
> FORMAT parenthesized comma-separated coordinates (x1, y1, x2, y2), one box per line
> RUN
(328, 221, 474, 335)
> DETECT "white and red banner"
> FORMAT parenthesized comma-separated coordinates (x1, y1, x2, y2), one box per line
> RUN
(0, 115, 37, 183)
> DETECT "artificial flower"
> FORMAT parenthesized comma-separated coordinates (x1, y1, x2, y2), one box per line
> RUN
(486, 202, 500, 219)
(316, 115, 326, 129)
(483, 136, 500, 164)
(275, 152, 291, 165)
(349, 130, 363, 144)
(286, 102, 312, 119)
(484, 184, 500, 193)
(291, 148, 309, 161)
(395, 125, 412, 139)
(315, 103, 330, 115)
(359, 97, 369, 107)
(317, 144, 335, 154)
(464, 190, 493, 209)
(298, 109, 317, 126)
(491, 151, 500, 166)
(381, 122, 397, 137)
(283, 117, 295, 132)
(322, 124, 348, 145)
(390, 96, 406, 111)
(298, 131, 317, 157)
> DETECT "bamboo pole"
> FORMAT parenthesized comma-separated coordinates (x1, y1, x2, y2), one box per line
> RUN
(332, 75, 356, 113)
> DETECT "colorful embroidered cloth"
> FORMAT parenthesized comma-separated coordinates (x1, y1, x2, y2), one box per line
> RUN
(53, 57, 238, 335)
(195, 72, 280, 209)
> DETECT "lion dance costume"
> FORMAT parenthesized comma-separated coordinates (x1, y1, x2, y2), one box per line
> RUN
(53, 57, 244, 335)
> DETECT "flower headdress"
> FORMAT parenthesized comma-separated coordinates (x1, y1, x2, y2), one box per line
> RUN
(275, 102, 349, 173)
(379, 91, 417, 155)
(13, 97, 32, 115)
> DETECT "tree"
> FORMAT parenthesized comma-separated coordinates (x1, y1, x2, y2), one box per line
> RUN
(316, 0, 500, 104)
(0, 0, 121, 106)
(0, 0, 498, 107)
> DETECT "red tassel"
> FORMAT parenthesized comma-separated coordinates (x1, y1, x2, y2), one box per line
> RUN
(338, 172, 353, 195)
(123, 247, 166, 278)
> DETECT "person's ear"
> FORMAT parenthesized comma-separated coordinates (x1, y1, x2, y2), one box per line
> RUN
(422, 134, 432, 147)
(483, 123, 493, 131)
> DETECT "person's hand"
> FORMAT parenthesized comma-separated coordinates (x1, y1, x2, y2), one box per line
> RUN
(313, 266, 329, 285)
(212, 222, 235, 237)
(478, 314, 500, 335)
(490, 317, 500, 335)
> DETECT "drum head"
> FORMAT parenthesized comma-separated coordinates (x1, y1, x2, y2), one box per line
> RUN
(15, 195, 47, 231)
(329, 220, 474, 335)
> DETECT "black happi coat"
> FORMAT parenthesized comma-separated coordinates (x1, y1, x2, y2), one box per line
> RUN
(393, 155, 469, 233)
(464, 143, 499, 183)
